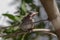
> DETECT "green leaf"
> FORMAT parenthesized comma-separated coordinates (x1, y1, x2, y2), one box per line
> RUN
(21, 1, 27, 13)
(17, 34, 24, 40)
(20, 8, 26, 15)
(23, 33, 30, 40)
(3, 27, 14, 34)
(3, 13, 20, 22)
(36, 22, 45, 28)
(20, 1, 27, 15)
(3, 13, 16, 21)
(24, 0, 33, 3)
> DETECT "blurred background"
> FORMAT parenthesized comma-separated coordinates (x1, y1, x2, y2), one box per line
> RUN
(0, 0, 60, 40)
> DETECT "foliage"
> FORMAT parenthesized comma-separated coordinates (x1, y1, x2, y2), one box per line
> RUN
(35, 22, 45, 28)
(1, 0, 53, 40)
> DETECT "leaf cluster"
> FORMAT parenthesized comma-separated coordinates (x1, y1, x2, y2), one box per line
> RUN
(1, 0, 47, 40)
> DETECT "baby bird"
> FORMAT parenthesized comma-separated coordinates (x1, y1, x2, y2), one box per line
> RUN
(20, 11, 38, 31)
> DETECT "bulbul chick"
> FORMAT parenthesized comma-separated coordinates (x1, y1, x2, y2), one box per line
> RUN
(20, 11, 38, 31)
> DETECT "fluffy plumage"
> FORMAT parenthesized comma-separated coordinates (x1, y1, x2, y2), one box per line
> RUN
(20, 11, 38, 31)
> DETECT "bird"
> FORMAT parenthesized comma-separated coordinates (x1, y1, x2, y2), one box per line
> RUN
(20, 11, 38, 31)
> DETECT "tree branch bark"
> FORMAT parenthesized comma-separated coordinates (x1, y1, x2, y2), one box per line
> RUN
(40, 0, 60, 40)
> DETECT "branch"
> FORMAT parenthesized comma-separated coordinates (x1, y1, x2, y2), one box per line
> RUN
(0, 20, 48, 30)
(32, 29, 56, 36)
(40, 0, 60, 39)
(0, 29, 56, 38)
(34, 20, 48, 23)
(32, 29, 50, 32)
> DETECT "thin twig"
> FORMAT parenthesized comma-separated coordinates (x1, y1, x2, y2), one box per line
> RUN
(34, 20, 48, 23)
(32, 29, 50, 32)
(0, 20, 48, 29)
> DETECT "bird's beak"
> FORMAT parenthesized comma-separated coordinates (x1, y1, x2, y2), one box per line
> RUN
(35, 12, 38, 15)
(30, 12, 38, 17)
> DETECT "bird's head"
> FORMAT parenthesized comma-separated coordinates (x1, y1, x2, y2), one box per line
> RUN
(29, 11, 38, 17)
